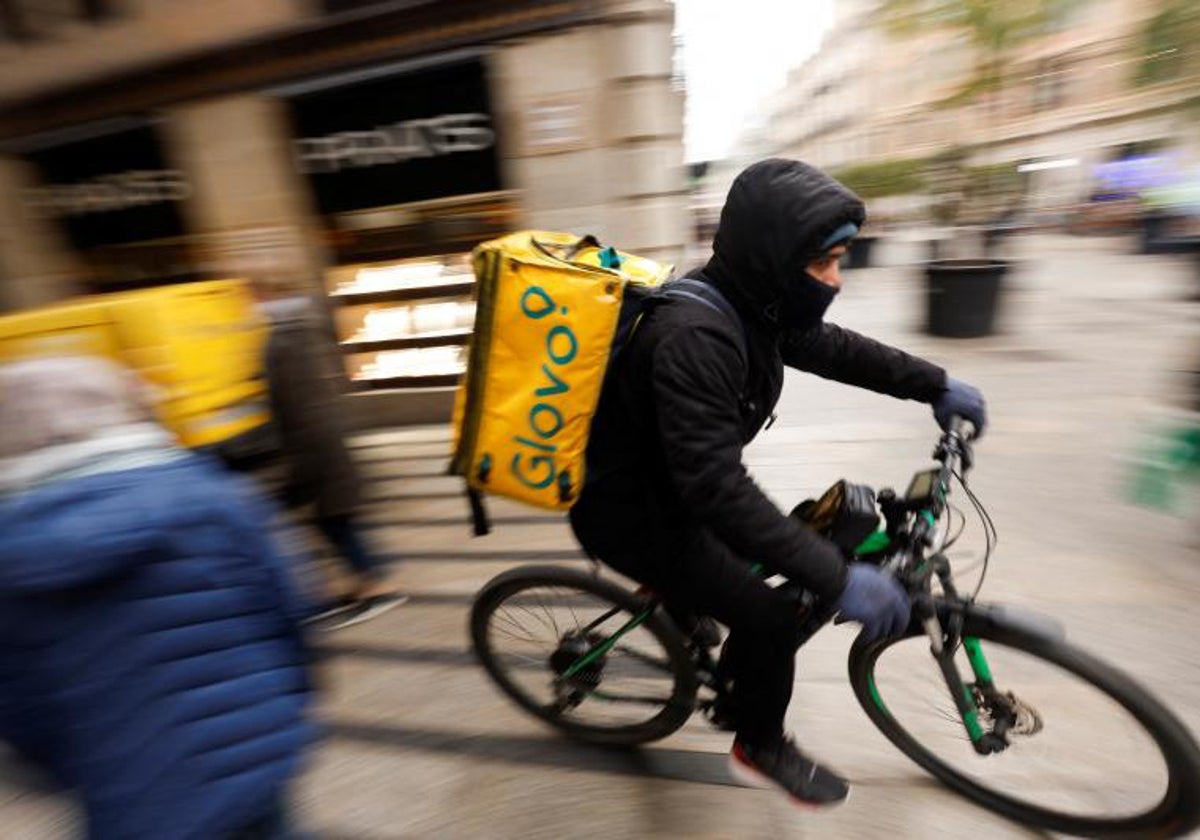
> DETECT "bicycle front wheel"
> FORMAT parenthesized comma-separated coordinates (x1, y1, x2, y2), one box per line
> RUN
(471, 565, 698, 746)
(849, 607, 1200, 837)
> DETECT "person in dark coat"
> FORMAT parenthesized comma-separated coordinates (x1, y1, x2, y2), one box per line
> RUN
(0, 355, 317, 839)
(570, 159, 987, 806)
(258, 290, 407, 627)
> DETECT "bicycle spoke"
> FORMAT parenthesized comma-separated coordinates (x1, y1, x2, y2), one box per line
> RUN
(557, 586, 583, 633)
(534, 590, 560, 638)
(492, 609, 545, 646)
(510, 601, 559, 638)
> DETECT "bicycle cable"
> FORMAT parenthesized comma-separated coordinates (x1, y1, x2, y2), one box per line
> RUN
(953, 468, 998, 601)
(940, 503, 967, 552)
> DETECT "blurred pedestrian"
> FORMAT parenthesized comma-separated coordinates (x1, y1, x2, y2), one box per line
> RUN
(0, 355, 317, 839)
(255, 279, 407, 628)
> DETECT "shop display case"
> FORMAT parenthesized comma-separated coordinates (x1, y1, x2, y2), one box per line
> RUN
(327, 253, 477, 389)
(323, 190, 518, 393)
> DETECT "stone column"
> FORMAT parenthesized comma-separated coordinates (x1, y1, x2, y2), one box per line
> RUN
(162, 94, 326, 293)
(490, 0, 687, 266)
(598, 0, 689, 266)
(0, 156, 83, 312)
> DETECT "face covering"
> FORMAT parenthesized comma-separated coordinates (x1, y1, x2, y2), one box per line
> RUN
(780, 271, 838, 331)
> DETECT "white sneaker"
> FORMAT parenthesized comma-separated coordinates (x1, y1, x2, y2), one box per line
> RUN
(321, 592, 410, 630)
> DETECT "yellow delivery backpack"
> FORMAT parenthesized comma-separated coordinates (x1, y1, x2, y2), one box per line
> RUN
(0, 280, 270, 452)
(449, 231, 673, 532)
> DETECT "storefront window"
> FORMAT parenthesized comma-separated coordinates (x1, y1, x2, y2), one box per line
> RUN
(21, 120, 195, 292)
(282, 54, 514, 390)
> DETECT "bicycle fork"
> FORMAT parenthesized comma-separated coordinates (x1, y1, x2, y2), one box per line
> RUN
(917, 557, 1008, 756)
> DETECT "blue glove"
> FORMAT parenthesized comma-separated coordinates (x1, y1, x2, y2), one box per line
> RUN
(933, 377, 987, 438)
(834, 564, 911, 643)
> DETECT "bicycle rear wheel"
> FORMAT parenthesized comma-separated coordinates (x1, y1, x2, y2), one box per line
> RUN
(848, 606, 1200, 837)
(471, 565, 698, 746)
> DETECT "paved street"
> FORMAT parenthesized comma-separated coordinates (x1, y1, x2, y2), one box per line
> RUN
(4, 234, 1200, 838)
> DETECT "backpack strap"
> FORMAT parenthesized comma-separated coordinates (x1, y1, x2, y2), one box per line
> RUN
(660, 276, 748, 359)
(466, 486, 491, 536)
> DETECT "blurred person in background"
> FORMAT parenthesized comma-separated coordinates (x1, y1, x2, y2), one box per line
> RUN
(571, 159, 987, 809)
(0, 355, 317, 840)
(255, 277, 408, 629)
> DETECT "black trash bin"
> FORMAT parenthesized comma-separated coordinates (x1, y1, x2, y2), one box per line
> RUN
(926, 259, 1006, 338)
(1140, 211, 1168, 255)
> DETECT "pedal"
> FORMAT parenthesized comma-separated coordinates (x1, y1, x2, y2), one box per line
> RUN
(691, 616, 723, 650)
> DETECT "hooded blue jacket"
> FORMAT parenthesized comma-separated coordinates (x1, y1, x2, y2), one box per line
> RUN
(0, 456, 316, 839)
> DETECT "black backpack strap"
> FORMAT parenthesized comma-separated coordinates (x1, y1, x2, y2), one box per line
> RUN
(466, 486, 491, 536)
(660, 276, 748, 359)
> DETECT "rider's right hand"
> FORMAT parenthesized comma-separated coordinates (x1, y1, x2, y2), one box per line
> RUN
(834, 564, 911, 643)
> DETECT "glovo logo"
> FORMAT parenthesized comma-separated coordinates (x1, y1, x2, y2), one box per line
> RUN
(510, 284, 578, 491)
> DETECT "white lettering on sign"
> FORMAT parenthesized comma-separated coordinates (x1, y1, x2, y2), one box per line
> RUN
(25, 170, 192, 217)
(293, 113, 495, 174)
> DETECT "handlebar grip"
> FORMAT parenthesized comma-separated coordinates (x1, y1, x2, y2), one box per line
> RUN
(950, 415, 977, 441)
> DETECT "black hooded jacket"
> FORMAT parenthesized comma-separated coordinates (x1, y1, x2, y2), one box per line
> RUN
(572, 160, 947, 601)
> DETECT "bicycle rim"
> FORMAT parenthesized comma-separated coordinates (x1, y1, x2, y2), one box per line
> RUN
(472, 567, 696, 745)
(852, 619, 1200, 837)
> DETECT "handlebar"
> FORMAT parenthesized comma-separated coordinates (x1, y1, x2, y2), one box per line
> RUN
(827, 416, 991, 632)
(874, 416, 980, 577)
(948, 415, 977, 443)
(937, 415, 976, 477)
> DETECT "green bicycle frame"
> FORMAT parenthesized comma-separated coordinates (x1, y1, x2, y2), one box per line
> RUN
(963, 636, 995, 684)
(559, 603, 656, 681)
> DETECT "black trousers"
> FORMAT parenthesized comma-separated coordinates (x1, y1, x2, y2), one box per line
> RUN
(571, 503, 802, 746)
(315, 514, 383, 583)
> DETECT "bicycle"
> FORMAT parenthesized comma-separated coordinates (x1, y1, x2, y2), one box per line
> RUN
(470, 419, 1200, 837)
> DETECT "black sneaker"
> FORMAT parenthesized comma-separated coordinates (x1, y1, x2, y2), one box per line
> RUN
(729, 736, 850, 807)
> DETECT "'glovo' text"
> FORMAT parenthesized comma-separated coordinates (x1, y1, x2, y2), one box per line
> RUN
(510, 285, 578, 491)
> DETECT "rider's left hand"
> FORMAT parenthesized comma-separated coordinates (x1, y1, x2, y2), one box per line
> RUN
(932, 377, 986, 438)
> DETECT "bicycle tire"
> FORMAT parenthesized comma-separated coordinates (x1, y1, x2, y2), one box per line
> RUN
(471, 564, 698, 747)
(848, 606, 1200, 837)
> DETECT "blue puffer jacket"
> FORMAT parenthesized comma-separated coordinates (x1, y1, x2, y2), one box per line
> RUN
(0, 456, 317, 840)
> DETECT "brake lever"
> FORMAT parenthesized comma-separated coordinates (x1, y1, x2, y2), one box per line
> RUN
(958, 439, 974, 474)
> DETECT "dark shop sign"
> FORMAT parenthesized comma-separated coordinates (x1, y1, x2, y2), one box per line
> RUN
(23, 123, 187, 251)
(286, 56, 502, 215)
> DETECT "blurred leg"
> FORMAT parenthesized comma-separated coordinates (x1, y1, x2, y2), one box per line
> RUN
(663, 530, 802, 746)
(316, 514, 384, 584)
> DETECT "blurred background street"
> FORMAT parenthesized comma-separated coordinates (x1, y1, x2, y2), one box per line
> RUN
(7, 233, 1199, 837)
(3, 0, 1200, 837)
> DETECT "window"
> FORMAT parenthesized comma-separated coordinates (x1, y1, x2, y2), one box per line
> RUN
(1031, 59, 1068, 112)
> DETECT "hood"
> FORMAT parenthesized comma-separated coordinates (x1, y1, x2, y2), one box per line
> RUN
(0, 422, 179, 497)
(704, 158, 865, 325)
(0, 461, 191, 594)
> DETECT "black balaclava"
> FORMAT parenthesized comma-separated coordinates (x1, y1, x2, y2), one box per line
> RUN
(702, 158, 866, 333)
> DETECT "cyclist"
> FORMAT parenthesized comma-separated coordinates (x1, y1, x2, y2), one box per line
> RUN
(569, 158, 987, 807)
